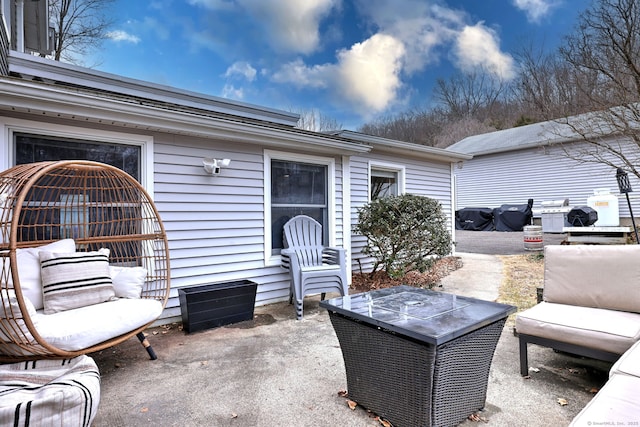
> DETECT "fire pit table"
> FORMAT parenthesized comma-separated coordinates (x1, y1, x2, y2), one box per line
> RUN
(320, 285, 515, 427)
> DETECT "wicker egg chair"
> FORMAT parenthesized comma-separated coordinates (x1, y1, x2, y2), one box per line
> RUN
(0, 161, 170, 361)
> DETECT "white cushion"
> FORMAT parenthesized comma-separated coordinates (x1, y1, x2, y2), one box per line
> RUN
(33, 298, 163, 351)
(0, 290, 38, 346)
(515, 301, 640, 355)
(0, 355, 101, 427)
(543, 245, 640, 312)
(109, 266, 147, 299)
(610, 340, 640, 379)
(40, 248, 115, 314)
(13, 239, 76, 310)
(570, 374, 640, 426)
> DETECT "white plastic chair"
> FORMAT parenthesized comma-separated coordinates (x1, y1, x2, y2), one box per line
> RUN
(280, 215, 348, 320)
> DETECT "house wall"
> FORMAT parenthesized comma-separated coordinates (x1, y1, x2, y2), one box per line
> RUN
(454, 141, 640, 217)
(0, 111, 352, 321)
(349, 151, 455, 272)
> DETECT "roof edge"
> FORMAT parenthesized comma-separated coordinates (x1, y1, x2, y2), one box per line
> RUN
(333, 130, 472, 162)
(8, 51, 300, 127)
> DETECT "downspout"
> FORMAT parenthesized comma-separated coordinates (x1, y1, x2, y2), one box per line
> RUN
(450, 162, 457, 255)
(15, 0, 25, 52)
(342, 155, 352, 285)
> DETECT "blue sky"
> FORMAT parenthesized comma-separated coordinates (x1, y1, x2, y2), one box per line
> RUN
(93, 0, 589, 130)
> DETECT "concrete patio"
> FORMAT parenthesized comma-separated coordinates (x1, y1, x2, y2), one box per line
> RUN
(91, 233, 610, 426)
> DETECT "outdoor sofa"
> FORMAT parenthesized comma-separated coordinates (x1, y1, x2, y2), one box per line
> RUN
(515, 244, 640, 422)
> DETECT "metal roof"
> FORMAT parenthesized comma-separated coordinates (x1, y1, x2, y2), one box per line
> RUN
(447, 119, 578, 156)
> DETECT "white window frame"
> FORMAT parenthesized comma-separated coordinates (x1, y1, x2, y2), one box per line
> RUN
(0, 117, 154, 195)
(368, 160, 405, 201)
(264, 149, 336, 266)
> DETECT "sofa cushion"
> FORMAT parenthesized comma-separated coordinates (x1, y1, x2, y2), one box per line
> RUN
(109, 266, 147, 299)
(0, 355, 101, 427)
(543, 245, 640, 312)
(40, 248, 115, 314)
(13, 239, 76, 310)
(610, 339, 640, 379)
(0, 290, 38, 346)
(34, 298, 163, 351)
(569, 373, 640, 426)
(516, 301, 640, 355)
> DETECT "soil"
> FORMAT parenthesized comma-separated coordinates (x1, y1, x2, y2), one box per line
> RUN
(350, 256, 464, 293)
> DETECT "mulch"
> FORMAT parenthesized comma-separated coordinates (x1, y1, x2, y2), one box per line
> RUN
(350, 256, 463, 293)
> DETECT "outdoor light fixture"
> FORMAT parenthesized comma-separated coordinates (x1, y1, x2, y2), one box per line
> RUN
(616, 168, 639, 244)
(203, 158, 231, 175)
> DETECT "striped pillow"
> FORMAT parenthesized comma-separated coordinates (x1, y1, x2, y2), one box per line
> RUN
(40, 248, 116, 314)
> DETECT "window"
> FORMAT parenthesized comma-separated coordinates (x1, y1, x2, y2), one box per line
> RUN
(265, 151, 335, 260)
(271, 160, 328, 254)
(15, 133, 141, 180)
(12, 130, 147, 245)
(369, 162, 405, 200)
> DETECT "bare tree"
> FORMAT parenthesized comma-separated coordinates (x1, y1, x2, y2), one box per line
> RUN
(434, 70, 509, 121)
(358, 109, 446, 145)
(554, 0, 640, 179)
(49, 0, 115, 63)
(293, 108, 342, 132)
(513, 44, 586, 121)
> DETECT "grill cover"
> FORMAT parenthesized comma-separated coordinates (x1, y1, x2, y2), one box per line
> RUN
(455, 208, 494, 231)
(493, 201, 533, 232)
(567, 206, 598, 226)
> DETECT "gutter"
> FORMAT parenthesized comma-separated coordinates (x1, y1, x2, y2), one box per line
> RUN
(333, 130, 471, 162)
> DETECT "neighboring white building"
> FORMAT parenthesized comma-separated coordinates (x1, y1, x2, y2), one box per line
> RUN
(447, 119, 640, 222)
(0, 11, 469, 322)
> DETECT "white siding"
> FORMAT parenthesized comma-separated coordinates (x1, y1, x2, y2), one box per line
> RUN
(153, 135, 347, 319)
(350, 152, 455, 272)
(454, 142, 640, 217)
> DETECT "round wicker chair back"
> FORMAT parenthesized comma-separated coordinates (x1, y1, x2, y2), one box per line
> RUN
(0, 161, 170, 361)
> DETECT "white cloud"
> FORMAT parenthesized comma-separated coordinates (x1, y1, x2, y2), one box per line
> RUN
(353, 0, 464, 73)
(335, 34, 405, 112)
(106, 30, 140, 44)
(224, 61, 257, 82)
(454, 23, 516, 80)
(222, 84, 244, 99)
(272, 59, 331, 89)
(186, 0, 236, 10)
(513, 0, 557, 22)
(237, 0, 338, 54)
(272, 33, 405, 114)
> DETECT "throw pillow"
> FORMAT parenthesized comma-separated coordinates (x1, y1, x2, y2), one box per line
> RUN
(109, 266, 147, 299)
(40, 248, 116, 314)
(13, 239, 76, 310)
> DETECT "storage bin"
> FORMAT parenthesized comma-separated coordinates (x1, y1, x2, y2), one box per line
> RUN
(179, 280, 258, 333)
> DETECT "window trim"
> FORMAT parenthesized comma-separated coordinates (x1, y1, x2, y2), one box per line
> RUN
(368, 160, 406, 201)
(1, 116, 153, 195)
(264, 149, 336, 266)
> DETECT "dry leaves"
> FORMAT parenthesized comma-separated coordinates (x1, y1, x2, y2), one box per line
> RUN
(347, 400, 357, 410)
(468, 412, 488, 423)
(557, 398, 568, 406)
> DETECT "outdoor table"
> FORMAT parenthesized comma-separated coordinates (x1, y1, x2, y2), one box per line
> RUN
(320, 285, 516, 427)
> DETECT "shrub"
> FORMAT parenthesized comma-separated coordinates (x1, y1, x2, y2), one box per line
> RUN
(354, 194, 453, 279)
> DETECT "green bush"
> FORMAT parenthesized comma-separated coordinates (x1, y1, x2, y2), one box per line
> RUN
(354, 194, 452, 279)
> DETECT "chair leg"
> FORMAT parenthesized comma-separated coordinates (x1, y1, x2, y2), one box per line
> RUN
(137, 332, 157, 360)
(519, 336, 529, 376)
(295, 299, 304, 320)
